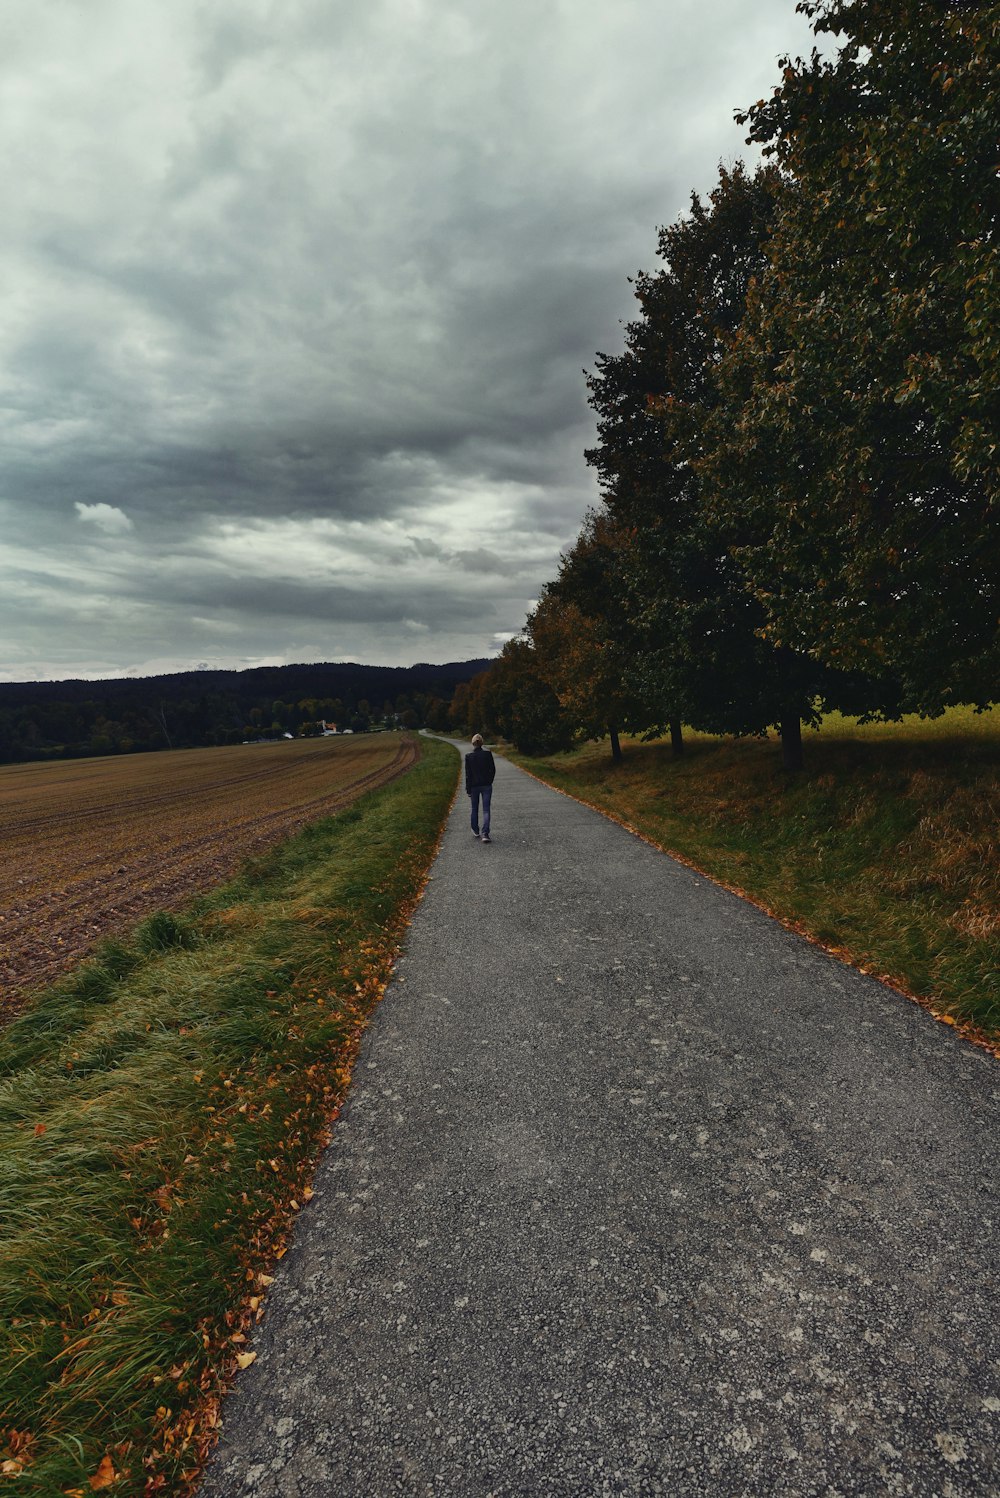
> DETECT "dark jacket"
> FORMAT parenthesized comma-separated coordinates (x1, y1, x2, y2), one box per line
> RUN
(465, 746, 496, 792)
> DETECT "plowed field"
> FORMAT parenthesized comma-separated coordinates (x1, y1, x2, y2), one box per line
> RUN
(0, 733, 419, 1020)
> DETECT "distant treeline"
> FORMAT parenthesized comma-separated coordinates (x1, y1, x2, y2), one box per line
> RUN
(0, 660, 487, 764)
(450, 2, 999, 768)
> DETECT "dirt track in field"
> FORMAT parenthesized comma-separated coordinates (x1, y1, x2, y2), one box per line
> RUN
(0, 734, 419, 1022)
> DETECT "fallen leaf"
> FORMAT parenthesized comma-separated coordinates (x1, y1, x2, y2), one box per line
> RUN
(34, 1123, 46, 1138)
(235, 1351, 257, 1370)
(89, 1454, 117, 1490)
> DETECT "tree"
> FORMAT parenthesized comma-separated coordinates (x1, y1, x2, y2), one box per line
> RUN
(528, 511, 653, 761)
(424, 696, 450, 732)
(587, 163, 837, 768)
(477, 640, 576, 755)
(448, 679, 474, 735)
(154, 702, 174, 750)
(710, 0, 1000, 714)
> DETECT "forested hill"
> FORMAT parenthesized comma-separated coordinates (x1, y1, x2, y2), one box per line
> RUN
(0, 659, 490, 763)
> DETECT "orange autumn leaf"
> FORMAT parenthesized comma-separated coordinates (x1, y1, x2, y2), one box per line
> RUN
(88, 1454, 116, 1490)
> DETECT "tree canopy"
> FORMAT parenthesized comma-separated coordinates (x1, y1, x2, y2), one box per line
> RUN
(457, 0, 998, 764)
(708, 0, 999, 714)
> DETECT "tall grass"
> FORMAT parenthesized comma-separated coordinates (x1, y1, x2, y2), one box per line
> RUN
(510, 708, 999, 1045)
(0, 737, 457, 1495)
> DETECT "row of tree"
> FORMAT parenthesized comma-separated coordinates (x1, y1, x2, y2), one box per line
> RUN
(0, 693, 419, 762)
(455, 0, 998, 767)
(0, 661, 485, 763)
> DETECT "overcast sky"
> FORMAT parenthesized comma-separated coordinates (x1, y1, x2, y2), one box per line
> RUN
(0, 0, 818, 683)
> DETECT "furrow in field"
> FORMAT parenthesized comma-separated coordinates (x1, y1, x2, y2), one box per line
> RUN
(0, 735, 419, 1022)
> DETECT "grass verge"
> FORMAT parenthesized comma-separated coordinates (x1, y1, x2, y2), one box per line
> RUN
(507, 709, 999, 1050)
(0, 735, 457, 1495)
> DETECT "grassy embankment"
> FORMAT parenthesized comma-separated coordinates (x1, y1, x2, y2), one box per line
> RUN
(0, 736, 457, 1496)
(509, 707, 999, 1048)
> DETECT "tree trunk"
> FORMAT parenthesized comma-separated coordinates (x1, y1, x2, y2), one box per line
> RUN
(780, 713, 803, 771)
(156, 703, 174, 751)
(609, 724, 623, 762)
(670, 718, 684, 757)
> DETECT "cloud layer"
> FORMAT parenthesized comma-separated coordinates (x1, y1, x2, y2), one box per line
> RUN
(0, 0, 817, 680)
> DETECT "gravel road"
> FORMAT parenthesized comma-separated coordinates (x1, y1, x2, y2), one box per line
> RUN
(201, 743, 1000, 1497)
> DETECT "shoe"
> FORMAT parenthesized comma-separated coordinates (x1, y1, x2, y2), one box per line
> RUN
(472, 829, 480, 838)
(481, 833, 491, 843)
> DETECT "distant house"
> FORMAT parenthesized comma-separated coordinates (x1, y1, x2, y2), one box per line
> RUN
(321, 721, 338, 735)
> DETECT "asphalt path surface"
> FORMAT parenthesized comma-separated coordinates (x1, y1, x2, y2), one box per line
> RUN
(201, 742, 1000, 1497)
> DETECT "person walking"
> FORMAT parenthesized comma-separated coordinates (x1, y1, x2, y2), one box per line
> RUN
(465, 733, 496, 844)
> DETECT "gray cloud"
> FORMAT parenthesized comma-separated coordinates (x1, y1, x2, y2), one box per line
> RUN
(74, 502, 134, 534)
(0, 0, 817, 680)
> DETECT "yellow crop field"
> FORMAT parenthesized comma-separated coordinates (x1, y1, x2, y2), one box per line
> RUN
(0, 733, 417, 1018)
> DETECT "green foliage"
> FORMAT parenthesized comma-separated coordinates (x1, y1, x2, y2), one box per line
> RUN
(0, 662, 488, 765)
(584, 162, 865, 765)
(527, 511, 653, 757)
(710, 0, 1000, 713)
(472, 639, 576, 754)
(482, 6, 996, 767)
(135, 910, 200, 955)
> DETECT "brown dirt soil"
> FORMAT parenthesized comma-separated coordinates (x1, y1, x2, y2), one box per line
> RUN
(0, 733, 418, 1021)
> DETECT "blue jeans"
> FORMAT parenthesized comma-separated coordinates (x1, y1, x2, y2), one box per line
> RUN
(469, 784, 492, 836)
